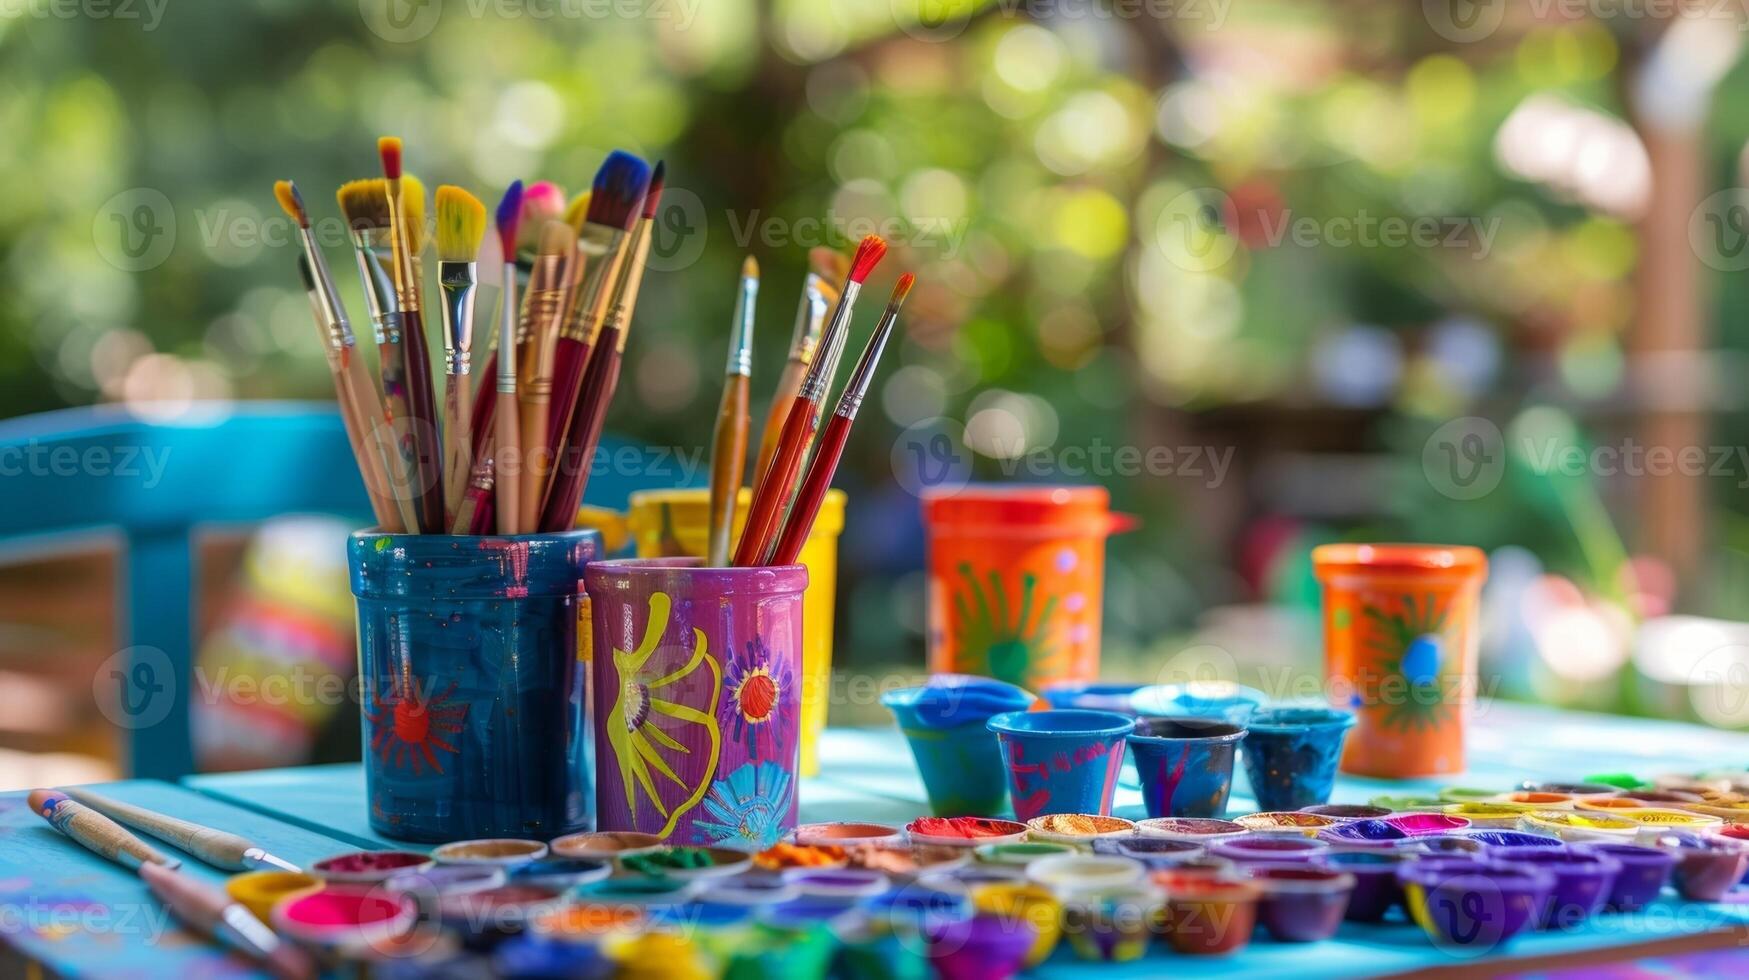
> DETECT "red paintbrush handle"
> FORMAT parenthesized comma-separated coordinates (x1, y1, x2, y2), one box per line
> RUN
(770, 411, 850, 566)
(733, 393, 817, 566)
(470, 351, 499, 446)
(400, 309, 446, 532)
(539, 334, 620, 532)
(545, 336, 591, 452)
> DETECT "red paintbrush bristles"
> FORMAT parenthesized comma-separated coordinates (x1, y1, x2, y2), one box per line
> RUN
(377, 136, 403, 180)
(848, 234, 886, 284)
(642, 161, 666, 220)
(891, 271, 915, 305)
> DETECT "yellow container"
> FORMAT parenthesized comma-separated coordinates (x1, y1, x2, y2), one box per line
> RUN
(624, 487, 846, 777)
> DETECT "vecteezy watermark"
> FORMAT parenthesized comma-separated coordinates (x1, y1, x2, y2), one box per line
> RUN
(1690, 188, 1749, 272)
(93, 646, 177, 731)
(0, 900, 175, 940)
(0, 0, 169, 30)
(94, 188, 176, 273)
(995, 439, 1235, 489)
(1155, 188, 1501, 273)
(1422, 415, 1749, 500)
(360, 0, 702, 44)
(0, 440, 172, 487)
(893, 0, 1233, 43)
(1424, 0, 1749, 45)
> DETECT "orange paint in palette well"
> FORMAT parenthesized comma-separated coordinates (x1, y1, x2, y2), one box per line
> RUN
(1234, 811, 1339, 837)
(751, 843, 847, 870)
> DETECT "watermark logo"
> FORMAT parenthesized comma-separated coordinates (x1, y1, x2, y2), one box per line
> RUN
(1422, 0, 1506, 44)
(1690, 188, 1749, 272)
(94, 646, 176, 731)
(94, 188, 175, 273)
(892, 417, 972, 498)
(360, 0, 443, 43)
(1423, 416, 1505, 501)
(645, 186, 708, 273)
(1156, 188, 1239, 273)
(0, 0, 169, 31)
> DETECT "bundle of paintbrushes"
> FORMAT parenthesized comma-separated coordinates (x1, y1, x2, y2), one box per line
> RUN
(276, 138, 913, 547)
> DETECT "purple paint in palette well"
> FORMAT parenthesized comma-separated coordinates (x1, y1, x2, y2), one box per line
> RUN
(586, 559, 807, 848)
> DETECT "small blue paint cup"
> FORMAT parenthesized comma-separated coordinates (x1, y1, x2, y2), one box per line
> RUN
(1132, 681, 1266, 724)
(882, 674, 1034, 816)
(1127, 716, 1246, 820)
(1240, 706, 1356, 812)
(987, 709, 1134, 821)
(349, 529, 600, 842)
(1039, 681, 1142, 714)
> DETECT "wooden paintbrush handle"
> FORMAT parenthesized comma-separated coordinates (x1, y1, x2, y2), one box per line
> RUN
(520, 390, 549, 534)
(63, 788, 254, 870)
(496, 389, 522, 536)
(442, 376, 472, 526)
(29, 790, 178, 871)
(334, 349, 403, 532)
(753, 357, 807, 490)
(707, 374, 750, 566)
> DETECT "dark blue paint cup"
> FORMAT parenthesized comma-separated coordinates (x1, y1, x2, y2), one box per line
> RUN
(882, 674, 1034, 816)
(1240, 706, 1356, 812)
(1126, 716, 1245, 819)
(987, 709, 1134, 821)
(349, 529, 600, 842)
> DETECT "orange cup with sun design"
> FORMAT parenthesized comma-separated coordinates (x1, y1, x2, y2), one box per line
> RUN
(348, 528, 602, 843)
(1312, 544, 1488, 779)
(923, 486, 1137, 691)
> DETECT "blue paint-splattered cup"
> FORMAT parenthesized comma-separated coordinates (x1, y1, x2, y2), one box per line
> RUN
(1240, 706, 1356, 812)
(883, 674, 1035, 816)
(988, 709, 1134, 821)
(1126, 716, 1245, 820)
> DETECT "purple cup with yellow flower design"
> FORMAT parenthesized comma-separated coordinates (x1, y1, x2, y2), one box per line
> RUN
(586, 558, 806, 847)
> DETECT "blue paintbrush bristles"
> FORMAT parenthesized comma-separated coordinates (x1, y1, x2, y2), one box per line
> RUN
(495, 179, 524, 259)
(586, 151, 651, 232)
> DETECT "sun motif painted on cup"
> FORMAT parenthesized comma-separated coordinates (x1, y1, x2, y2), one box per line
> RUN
(364, 669, 466, 776)
(720, 636, 793, 753)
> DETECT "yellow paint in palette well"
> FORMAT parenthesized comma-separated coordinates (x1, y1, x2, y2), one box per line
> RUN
(1442, 803, 1530, 828)
(1517, 809, 1639, 841)
(1613, 808, 1723, 830)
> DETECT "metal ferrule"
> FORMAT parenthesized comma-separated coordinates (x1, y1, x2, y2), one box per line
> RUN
(348, 228, 401, 344)
(242, 847, 300, 873)
(799, 279, 861, 401)
(438, 260, 478, 375)
(498, 261, 519, 394)
(836, 305, 899, 420)
(296, 227, 352, 351)
(216, 902, 282, 958)
(790, 274, 829, 365)
(727, 271, 759, 377)
(383, 184, 421, 313)
(559, 226, 623, 343)
(520, 251, 568, 398)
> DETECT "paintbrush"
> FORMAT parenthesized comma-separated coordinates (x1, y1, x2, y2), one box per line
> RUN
(734, 234, 887, 565)
(707, 255, 759, 566)
(752, 250, 844, 490)
(470, 181, 565, 453)
(337, 178, 423, 534)
(516, 219, 583, 532)
(378, 137, 445, 533)
(28, 791, 310, 979)
(436, 185, 486, 524)
(538, 161, 664, 532)
(276, 181, 402, 532)
(139, 861, 314, 980)
(450, 181, 527, 537)
(535, 153, 649, 518)
(62, 788, 300, 872)
(771, 273, 913, 565)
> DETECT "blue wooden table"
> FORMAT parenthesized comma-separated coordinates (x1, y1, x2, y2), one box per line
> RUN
(4, 702, 1749, 977)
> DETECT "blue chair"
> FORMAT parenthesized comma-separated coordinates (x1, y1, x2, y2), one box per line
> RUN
(0, 401, 670, 780)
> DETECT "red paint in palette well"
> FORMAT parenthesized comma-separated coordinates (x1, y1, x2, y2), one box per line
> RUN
(313, 850, 429, 874)
(281, 890, 408, 927)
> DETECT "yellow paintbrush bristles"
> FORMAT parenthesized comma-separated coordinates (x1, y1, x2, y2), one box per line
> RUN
(743, 255, 759, 279)
(538, 218, 574, 258)
(435, 186, 487, 263)
(400, 174, 427, 256)
(336, 178, 389, 231)
(563, 192, 590, 233)
(272, 180, 307, 228)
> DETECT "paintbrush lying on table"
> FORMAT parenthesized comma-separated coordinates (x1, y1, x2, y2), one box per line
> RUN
(29, 790, 313, 980)
(63, 788, 301, 872)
